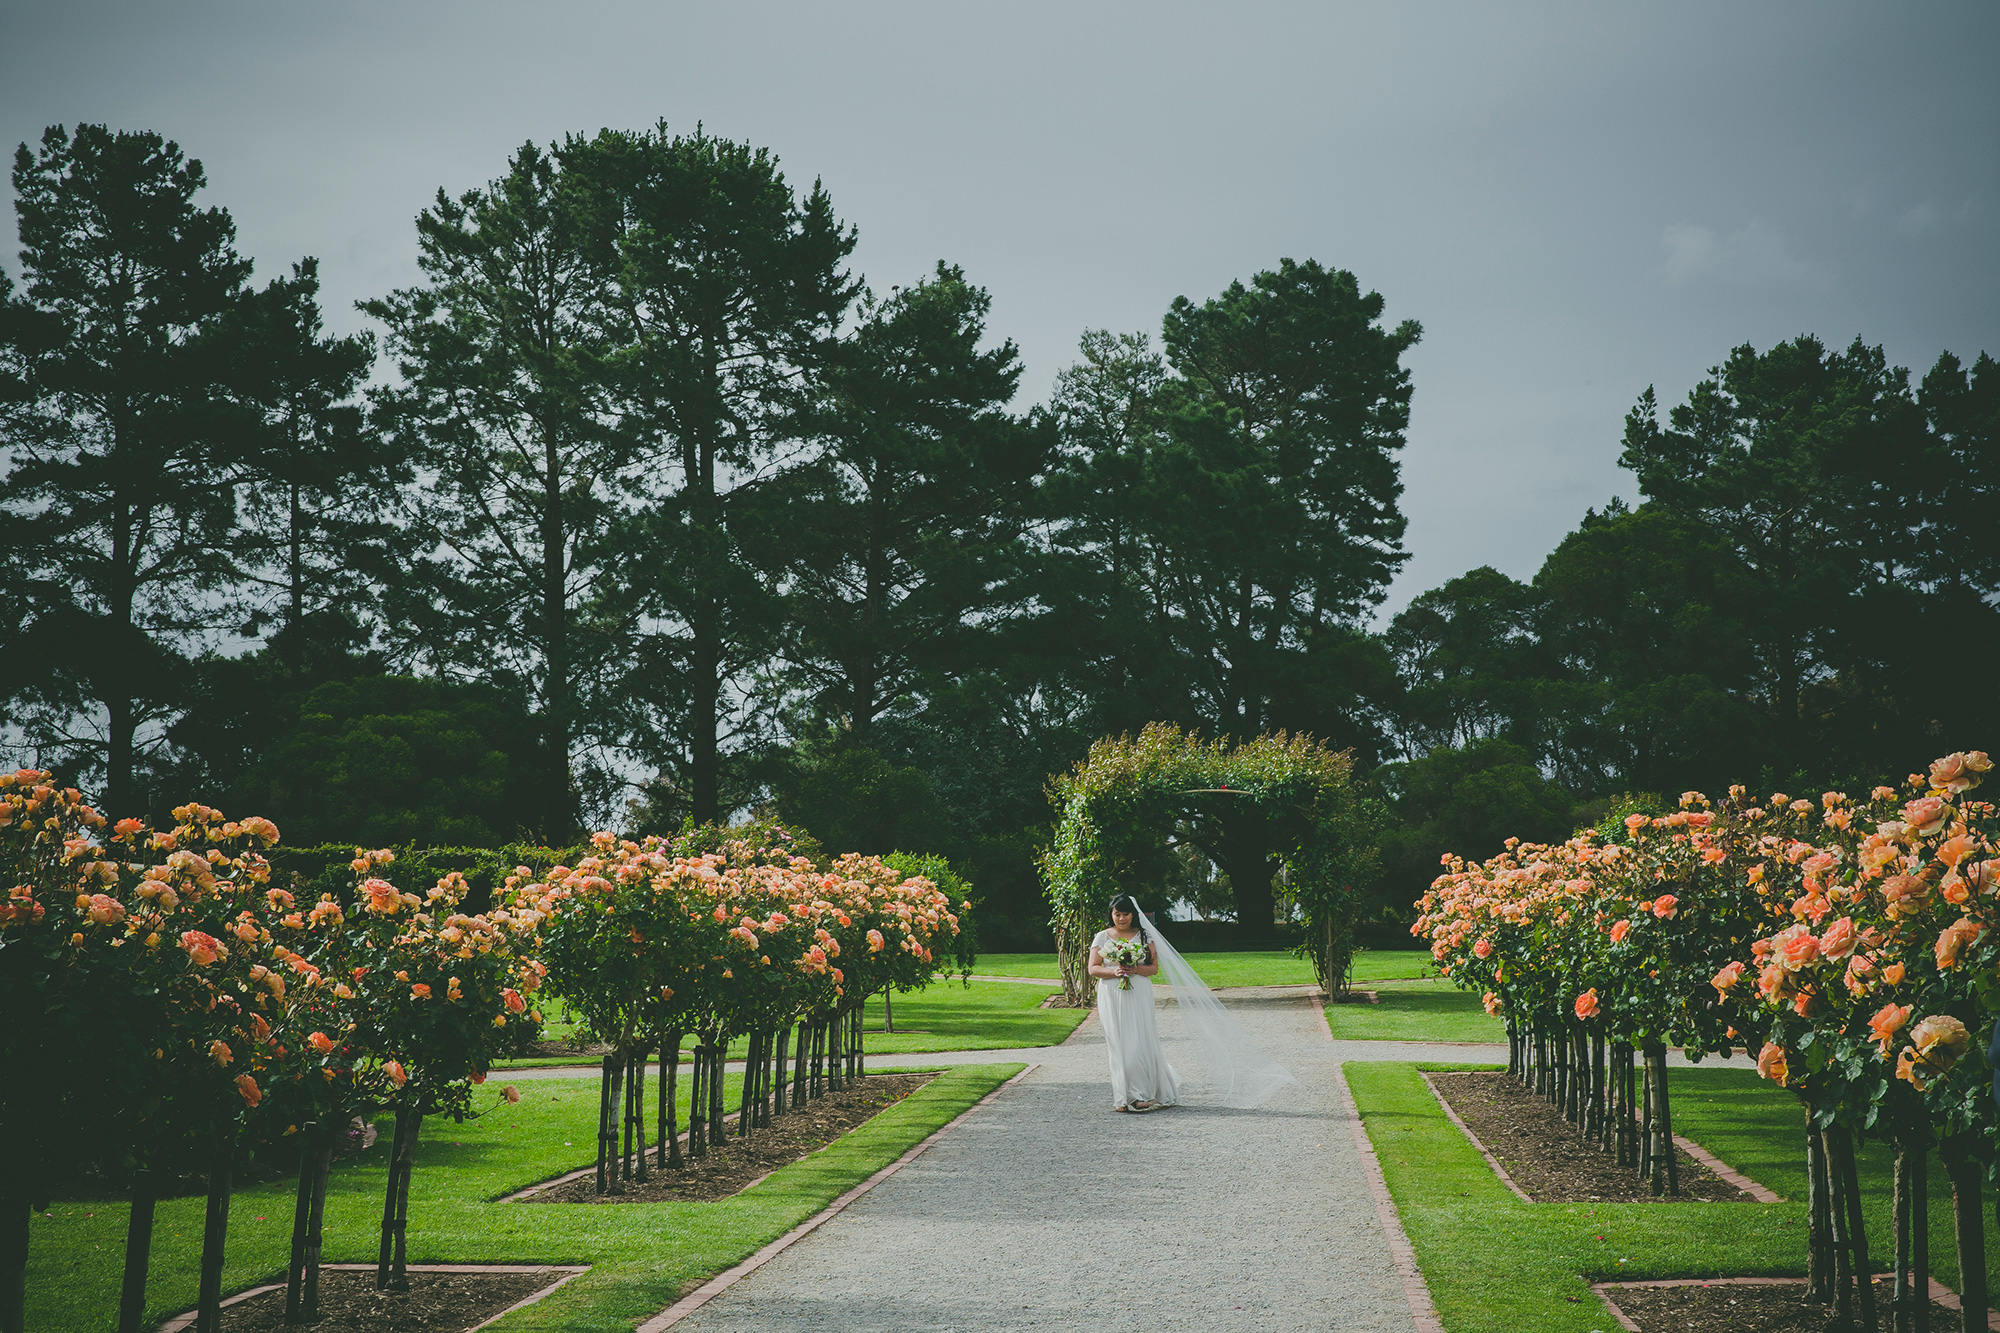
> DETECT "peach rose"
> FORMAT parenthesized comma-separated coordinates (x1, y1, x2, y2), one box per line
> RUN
(1473, 938, 1493, 958)
(1777, 926, 1820, 971)
(1574, 989, 1600, 1019)
(179, 931, 225, 966)
(235, 1074, 261, 1107)
(208, 1039, 234, 1067)
(1757, 1042, 1789, 1086)
(1899, 1014, 1972, 1089)
(410, 983, 431, 1000)
(1882, 961, 1907, 986)
(1609, 918, 1632, 944)
(1904, 797, 1949, 836)
(1651, 895, 1678, 920)
(1482, 992, 1501, 1015)
(1938, 834, 1979, 869)
(1818, 917, 1857, 960)
(309, 1031, 335, 1054)
(1869, 1002, 1911, 1055)
(1712, 961, 1745, 995)
(1882, 875, 1928, 917)
(384, 1060, 407, 1088)
(1936, 918, 1982, 970)
(502, 987, 526, 1014)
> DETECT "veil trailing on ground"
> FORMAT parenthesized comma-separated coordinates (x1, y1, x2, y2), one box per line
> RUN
(1138, 909, 1298, 1108)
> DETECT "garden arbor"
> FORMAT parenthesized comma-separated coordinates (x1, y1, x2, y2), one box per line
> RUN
(1042, 725, 1373, 1006)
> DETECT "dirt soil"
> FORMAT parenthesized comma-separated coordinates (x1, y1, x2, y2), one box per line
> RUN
(515, 1036, 612, 1061)
(213, 1268, 561, 1332)
(522, 1071, 936, 1204)
(1429, 1071, 1757, 1204)
(1602, 1278, 1957, 1332)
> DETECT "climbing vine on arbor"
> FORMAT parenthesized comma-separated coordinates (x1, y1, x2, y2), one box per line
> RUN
(1041, 724, 1373, 1005)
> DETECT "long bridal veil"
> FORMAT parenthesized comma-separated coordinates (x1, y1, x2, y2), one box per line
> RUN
(1138, 909, 1298, 1108)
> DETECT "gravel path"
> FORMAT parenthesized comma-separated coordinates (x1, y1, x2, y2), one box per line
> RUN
(664, 989, 1425, 1333)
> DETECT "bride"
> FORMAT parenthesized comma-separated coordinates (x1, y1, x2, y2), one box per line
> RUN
(1088, 894, 1297, 1113)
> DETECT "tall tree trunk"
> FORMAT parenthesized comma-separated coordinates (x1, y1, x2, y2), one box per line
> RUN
(105, 499, 136, 818)
(541, 422, 572, 842)
(194, 1148, 232, 1333)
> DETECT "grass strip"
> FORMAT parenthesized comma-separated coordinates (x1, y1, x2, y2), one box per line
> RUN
(1327, 980, 1504, 1044)
(1347, 1060, 2000, 1333)
(25, 1063, 1019, 1332)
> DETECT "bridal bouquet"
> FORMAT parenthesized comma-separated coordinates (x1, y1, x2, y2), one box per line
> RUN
(1102, 935, 1149, 989)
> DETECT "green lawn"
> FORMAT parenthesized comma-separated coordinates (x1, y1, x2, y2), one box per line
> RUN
(493, 979, 1084, 1070)
(976, 947, 1434, 988)
(1350, 1060, 2000, 1333)
(25, 1063, 1020, 1333)
(1326, 979, 1504, 1044)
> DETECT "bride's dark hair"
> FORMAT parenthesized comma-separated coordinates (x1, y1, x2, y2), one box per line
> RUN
(1107, 894, 1149, 941)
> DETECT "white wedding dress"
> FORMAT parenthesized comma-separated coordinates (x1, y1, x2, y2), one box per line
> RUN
(1093, 927, 1182, 1109)
(1091, 912, 1299, 1111)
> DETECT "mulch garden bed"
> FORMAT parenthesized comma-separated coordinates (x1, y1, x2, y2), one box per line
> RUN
(206, 1267, 570, 1332)
(1599, 1278, 1958, 1332)
(521, 1071, 936, 1204)
(1429, 1071, 1755, 1203)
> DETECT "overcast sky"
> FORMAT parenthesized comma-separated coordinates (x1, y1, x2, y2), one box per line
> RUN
(4, 1, 1995, 618)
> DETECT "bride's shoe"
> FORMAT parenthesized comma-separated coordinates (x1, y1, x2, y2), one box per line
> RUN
(1129, 1099, 1158, 1112)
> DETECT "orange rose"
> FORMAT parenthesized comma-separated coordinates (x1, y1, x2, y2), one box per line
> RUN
(1574, 989, 1600, 1019)
(309, 1032, 335, 1054)
(1609, 919, 1632, 944)
(502, 987, 526, 1014)
(1711, 961, 1745, 995)
(384, 1060, 407, 1088)
(1482, 991, 1501, 1015)
(1882, 961, 1906, 986)
(235, 1074, 261, 1107)
(1756, 1042, 1790, 1086)
(208, 1039, 234, 1067)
